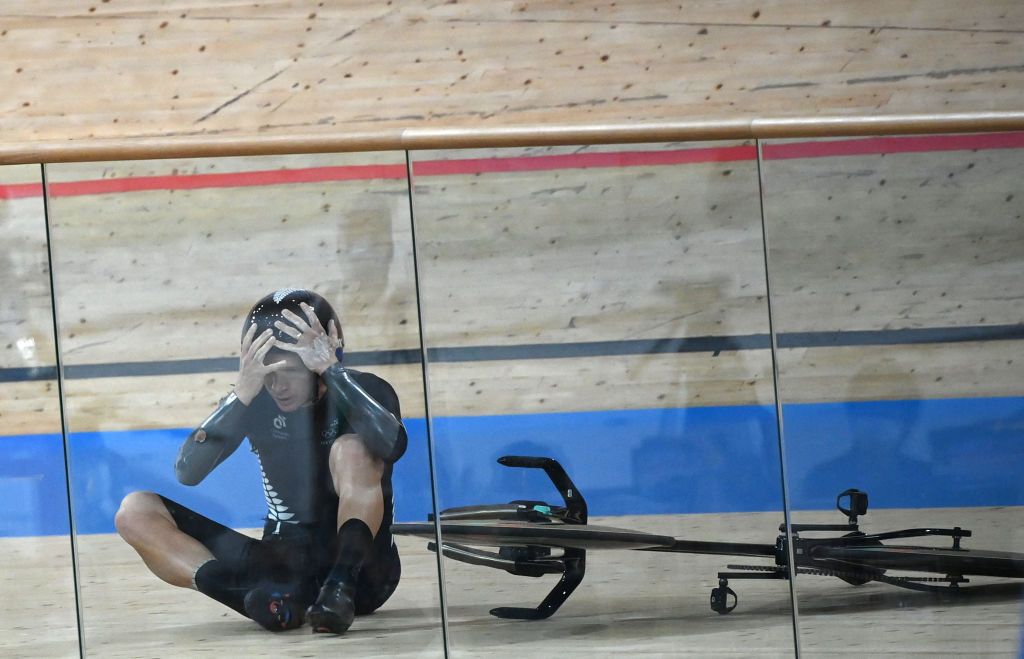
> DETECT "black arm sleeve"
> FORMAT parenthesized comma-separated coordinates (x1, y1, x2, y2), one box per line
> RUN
(323, 365, 407, 464)
(175, 392, 248, 486)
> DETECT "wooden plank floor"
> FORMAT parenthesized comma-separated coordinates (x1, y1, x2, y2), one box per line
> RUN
(1, 5, 1022, 659)
(3, 508, 1021, 657)
(2, 122, 1023, 657)
(4, 139, 1020, 433)
(2, 1, 1024, 157)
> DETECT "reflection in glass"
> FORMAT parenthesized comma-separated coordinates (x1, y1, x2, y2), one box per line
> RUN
(762, 133, 1024, 655)
(45, 154, 442, 655)
(0, 165, 80, 655)
(409, 143, 794, 654)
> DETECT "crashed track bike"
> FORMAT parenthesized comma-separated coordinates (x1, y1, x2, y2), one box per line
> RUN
(392, 456, 1024, 619)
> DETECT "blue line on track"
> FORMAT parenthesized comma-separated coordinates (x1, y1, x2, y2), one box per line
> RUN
(2, 397, 1022, 537)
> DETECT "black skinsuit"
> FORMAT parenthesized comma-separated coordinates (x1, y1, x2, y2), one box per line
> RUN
(164, 369, 404, 614)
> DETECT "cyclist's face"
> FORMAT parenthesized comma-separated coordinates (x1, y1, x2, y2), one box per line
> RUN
(264, 352, 316, 412)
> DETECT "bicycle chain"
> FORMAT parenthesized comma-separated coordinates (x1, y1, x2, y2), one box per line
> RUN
(724, 564, 964, 585)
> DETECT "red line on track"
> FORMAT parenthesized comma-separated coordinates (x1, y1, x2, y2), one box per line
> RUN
(0, 182, 44, 200)
(761, 131, 1024, 160)
(47, 164, 408, 198)
(1, 132, 1021, 200)
(410, 145, 757, 176)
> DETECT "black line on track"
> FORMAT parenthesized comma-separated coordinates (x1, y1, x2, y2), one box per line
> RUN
(750, 82, 820, 91)
(2, 323, 1022, 383)
(847, 63, 1024, 85)
(777, 324, 1024, 348)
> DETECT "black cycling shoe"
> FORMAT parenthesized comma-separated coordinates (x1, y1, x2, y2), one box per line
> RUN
(306, 581, 356, 634)
(243, 586, 305, 632)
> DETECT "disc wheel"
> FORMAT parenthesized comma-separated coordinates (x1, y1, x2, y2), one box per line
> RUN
(814, 545, 1024, 580)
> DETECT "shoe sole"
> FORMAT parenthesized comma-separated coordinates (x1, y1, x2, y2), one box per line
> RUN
(307, 607, 355, 634)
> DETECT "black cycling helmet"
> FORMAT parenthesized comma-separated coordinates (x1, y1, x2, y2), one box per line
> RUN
(242, 288, 341, 347)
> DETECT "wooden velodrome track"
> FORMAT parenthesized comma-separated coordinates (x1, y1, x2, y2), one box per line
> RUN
(3, 139, 1023, 657)
(1, 0, 1024, 160)
(2, 1, 1024, 657)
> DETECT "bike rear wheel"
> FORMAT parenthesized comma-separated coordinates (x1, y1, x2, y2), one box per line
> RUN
(813, 545, 1024, 579)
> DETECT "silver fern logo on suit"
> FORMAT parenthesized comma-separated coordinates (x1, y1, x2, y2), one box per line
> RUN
(258, 459, 296, 535)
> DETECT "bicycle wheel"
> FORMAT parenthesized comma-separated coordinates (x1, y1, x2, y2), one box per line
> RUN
(813, 544, 1024, 579)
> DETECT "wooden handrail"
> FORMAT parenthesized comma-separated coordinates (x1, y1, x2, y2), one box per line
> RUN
(2, 112, 1023, 165)
(750, 112, 1024, 138)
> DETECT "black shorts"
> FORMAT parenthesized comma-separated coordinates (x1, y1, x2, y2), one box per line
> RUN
(159, 496, 401, 614)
